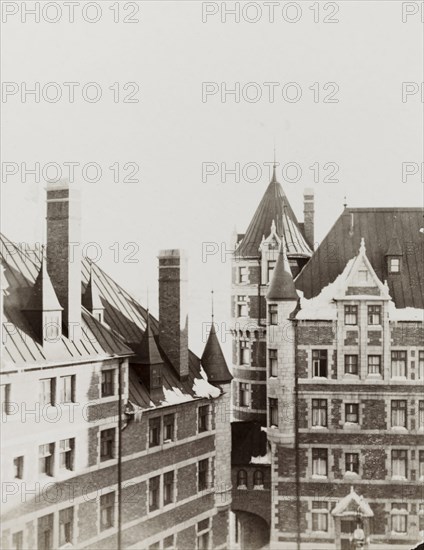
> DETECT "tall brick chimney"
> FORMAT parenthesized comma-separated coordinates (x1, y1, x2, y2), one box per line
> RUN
(303, 188, 315, 249)
(158, 249, 189, 380)
(46, 179, 81, 340)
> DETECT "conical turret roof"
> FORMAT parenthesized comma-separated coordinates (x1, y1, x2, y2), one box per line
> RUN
(135, 314, 163, 365)
(24, 250, 63, 312)
(201, 323, 233, 384)
(267, 243, 298, 301)
(236, 171, 312, 258)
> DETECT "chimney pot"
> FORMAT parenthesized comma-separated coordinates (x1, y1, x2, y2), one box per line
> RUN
(303, 188, 315, 249)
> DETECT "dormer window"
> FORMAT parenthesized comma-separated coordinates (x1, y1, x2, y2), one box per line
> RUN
(389, 257, 400, 273)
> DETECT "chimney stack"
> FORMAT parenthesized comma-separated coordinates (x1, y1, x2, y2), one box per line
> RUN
(158, 249, 189, 380)
(303, 188, 315, 249)
(46, 179, 81, 340)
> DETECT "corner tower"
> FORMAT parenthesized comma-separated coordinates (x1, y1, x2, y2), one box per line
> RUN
(231, 164, 312, 424)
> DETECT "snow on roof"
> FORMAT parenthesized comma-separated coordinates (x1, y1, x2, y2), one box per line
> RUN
(192, 366, 221, 399)
(250, 449, 271, 465)
(331, 487, 374, 517)
(388, 302, 424, 322)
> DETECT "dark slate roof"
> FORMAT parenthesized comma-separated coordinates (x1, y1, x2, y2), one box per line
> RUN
(231, 421, 268, 465)
(267, 246, 298, 302)
(132, 315, 163, 365)
(236, 175, 312, 259)
(201, 323, 233, 383)
(82, 270, 104, 312)
(295, 208, 424, 308)
(23, 255, 63, 312)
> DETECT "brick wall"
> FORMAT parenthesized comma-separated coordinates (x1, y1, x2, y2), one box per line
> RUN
(391, 322, 424, 346)
(77, 500, 98, 542)
(362, 448, 387, 480)
(362, 399, 386, 430)
(297, 322, 335, 346)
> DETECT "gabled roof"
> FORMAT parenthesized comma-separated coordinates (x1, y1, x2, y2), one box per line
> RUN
(235, 175, 312, 259)
(267, 243, 298, 302)
(132, 314, 163, 365)
(331, 487, 374, 517)
(295, 208, 424, 309)
(82, 267, 104, 312)
(201, 323, 233, 383)
(23, 253, 62, 312)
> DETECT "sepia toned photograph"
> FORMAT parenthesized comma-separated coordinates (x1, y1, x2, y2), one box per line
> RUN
(1, 1, 423, 549)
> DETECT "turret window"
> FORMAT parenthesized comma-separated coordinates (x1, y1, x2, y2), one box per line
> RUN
(389, 258, 400, 273)
(239, 341, 250, 365)
(237, 296, 248, 317)
(239, 383, 250, 407)
(238, 267, 248, 283)
(267, 260, 276, 283)
(269, 398, 278, 427)
(269, 349, 278, 377)
(269, 304, 278, 325)
(344, 305, 358, 325)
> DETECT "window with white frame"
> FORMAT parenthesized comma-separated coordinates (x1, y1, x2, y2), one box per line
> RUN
(149, 417, 161, 448)
(345, 403, 359, 424)
(59, 375, 75, 403)
(40, 378, 55, 406)
(312, 399, 327, 427)
(198, 405, 210, 433)
(101, 370, 115, 397)
(1, 384, 11, 415)
(163, 471, 175, 505)
(59, 506, 74, 546)
(100, 428, 115, 461)
(197, 518, 211, 550)
(368, 355, 381, 375)
(312, 501, 329, 532)
(345, 453, 359, 474)
(391, 400, 407, 428)
(237, 296, 248, 317)
(238, 266, 248, 284)
(269, 349, 278, 377)
(39, 443, 54, 476)
(344, 305, 358, 325)
(269, 398, 278, 427)
(312, 449, 328, 477)
(239, 383, 250, 407)
(391, 449, 407, 478)
(100, 492, 115, 530)
(391, 351, 407, 378)
(267, 260, 276, 283)
(239, 340, 250, 365)
(419, 351, 424, 380)
(269, 304, 278, 325)
(389, 258, 400, 273)
(149, 476, 160, 512)
(312, 350, 328, 378)
(419, 401, 424, 429)
(38, 513, 53, 550)
(344, 355, 358, 375)
(164, 413, 175, 442)
(368, 305, 381, 325)
(391, 503, 407, 533)
(59, 438, 74, 471)
(163, 534, 175, 549)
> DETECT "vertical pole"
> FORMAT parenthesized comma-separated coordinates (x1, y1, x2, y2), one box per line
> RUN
(118, 359, 123, 550)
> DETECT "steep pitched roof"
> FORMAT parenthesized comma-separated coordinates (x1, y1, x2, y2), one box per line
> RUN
(331, 487, 374, 517)
(295, 208, 424, 309)
(23, 253, 62, 312)
(235, 175, 312, 259)
(82, 267, 104, 312)
(267, 243, 298, 301)
(201, 323, 233, 383)
(132, 314, 163, 365)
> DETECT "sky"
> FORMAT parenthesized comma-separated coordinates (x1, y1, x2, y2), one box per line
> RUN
(1, 0, 423, 358)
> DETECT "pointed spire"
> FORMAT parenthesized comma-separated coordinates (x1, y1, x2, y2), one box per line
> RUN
(82, 264, 104, 313)
(24, 246, 63, 312)
(201, 320, 232, 384)
(359, 237, 366, 255)
(385, 220, 403, 256)
(271, 145, 278, 183)
(267, 240, 298, 301)
(136, 313, 163, 365)
(211, 289, 214, 322)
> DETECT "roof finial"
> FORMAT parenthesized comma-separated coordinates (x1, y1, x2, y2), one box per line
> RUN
(272, 140, 277, 182)
(211, 289, 214, 322)
(360, 237, 366, 254)
(343, 196, 347, 209)
(146, 286, 149, 313)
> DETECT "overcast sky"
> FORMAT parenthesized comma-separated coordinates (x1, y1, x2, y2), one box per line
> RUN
(2, 1, 423, 357)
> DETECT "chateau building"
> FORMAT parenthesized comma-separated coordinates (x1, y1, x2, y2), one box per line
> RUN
(0, 180, 232, 550)
(231, 168, 424, 549)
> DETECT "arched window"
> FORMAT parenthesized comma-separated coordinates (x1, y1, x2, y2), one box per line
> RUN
(237, 469, 248, 488)
(253, 470, 264, 488)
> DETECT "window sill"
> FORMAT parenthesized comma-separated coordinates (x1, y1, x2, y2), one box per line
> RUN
(343, 373, 359, 379)
(253, 485, 265, 490)
(391, 475, 407, 481)
(391, 377, 407, 381)
(311, 426, 328, 431)
(237, 485, 247, 490)
(311, 475, 327, 480)
(390, 426, 408, 433)
(312, 377, 329, 381)
(343, 422, 360, 431)
(366, 374, 382, 379)
(344, 471, 359, 479)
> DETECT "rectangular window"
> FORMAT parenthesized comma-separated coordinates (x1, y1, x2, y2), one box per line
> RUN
(164, 414, 175, 442)
(197, 531, 210, 550)
(419, 401, 424, 429)
(368, 305, 381, 325)
(12, 531, 23, 550)
(163, 471, 175, 505)
(312, 399, 327, 427)
(391, 450, 407, 478)
(100, 428, 115, 461)
(198, 405, 210, 433)
(391, 351, 407, 378)
(269, 398, 278, 427)
(59, 375, 75, 403)
(238, 266, 248, 283)
(368, 355, 381, 375)
(59, 506, 74, 546)
(149, 417, 161, 447)
(312, 350, 328, 378)
(418, 350, 424, 380)
(13, 456, 24, 479)
(389, 258, 400, 273)
(312, 448, 328, 476)
(1, 384, 11, 415)
(239, 340, 250, 365)
(198, 459, 209, 492)
(419, 450, 424, 479)
(38, 514, 53, 550)
(344, 305, 358, 325)
(149, 476, 160, 511)
(344, 355, 358, 375)
(100, 492, 115, 530)
(40, 378, 55, 406)
(345, 403, 359, 424)
(164, 535, 175, 549)
(269, 304, 278, 325)
(239, 383, 249, 407)
(391, 504, 407, 533)
(391, 400, 407, 428)
(59, 438, 74, 470)
(269, 349, 278, 377)
(237, 296, 247, 317)
(101, 370, 115, 397)
(345, 453, 359, 473)
(312, 501, 328, 532)
(39, 443, 54, 476)
(267, 260, 276, 283)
